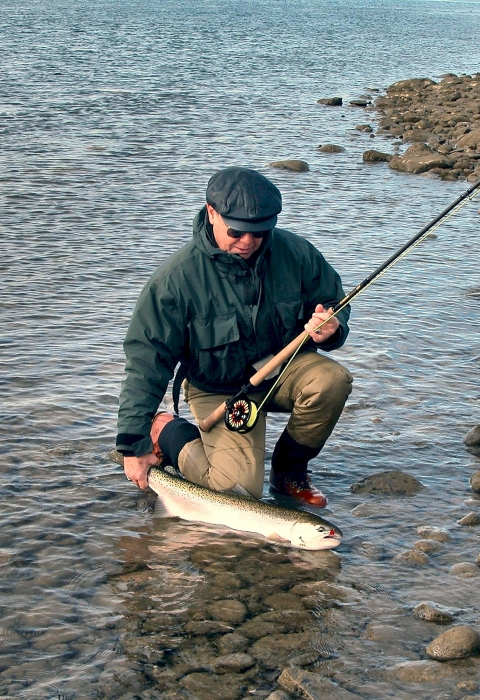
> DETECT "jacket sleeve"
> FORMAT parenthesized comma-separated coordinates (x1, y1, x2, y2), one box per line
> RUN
(116, 276, 186, 457)
(304, 246, 350, 352)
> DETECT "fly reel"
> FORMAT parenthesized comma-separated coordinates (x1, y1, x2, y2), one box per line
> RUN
(225, 395, 259, 433)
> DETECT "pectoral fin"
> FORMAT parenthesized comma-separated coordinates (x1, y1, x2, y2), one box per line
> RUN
(266, 532, 290, 543)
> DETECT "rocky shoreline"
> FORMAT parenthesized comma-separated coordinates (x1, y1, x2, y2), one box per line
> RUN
(272, 73, 480, 182)
(373, 74, 480, 181)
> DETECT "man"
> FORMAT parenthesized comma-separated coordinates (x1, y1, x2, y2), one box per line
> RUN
(116, 166, 352, 506)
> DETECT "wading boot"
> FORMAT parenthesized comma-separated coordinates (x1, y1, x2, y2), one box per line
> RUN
(269, 428, 328, 507)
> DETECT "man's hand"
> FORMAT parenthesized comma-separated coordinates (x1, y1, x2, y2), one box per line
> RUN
(304, 304, 339, 344)
(124, 453, 159, 489)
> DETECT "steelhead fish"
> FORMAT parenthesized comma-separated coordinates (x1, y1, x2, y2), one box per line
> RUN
(148, 466, 342, 550)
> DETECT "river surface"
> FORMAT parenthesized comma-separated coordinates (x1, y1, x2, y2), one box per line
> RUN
(1, 0, 480, 698)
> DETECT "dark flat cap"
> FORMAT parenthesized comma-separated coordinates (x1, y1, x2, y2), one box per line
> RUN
(206, 166, 282, 232)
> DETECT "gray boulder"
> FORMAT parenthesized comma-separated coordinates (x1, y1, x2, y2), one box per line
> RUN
(317, 97, 343, 106)
(465, 425, 480, 446)
(350, 470, 423, 495)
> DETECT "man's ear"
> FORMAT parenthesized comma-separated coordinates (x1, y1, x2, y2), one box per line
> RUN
(206, 203, 216, 225)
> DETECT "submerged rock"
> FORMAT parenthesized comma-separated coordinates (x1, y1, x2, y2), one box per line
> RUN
(393, 550, 430, 566)
(350, 470, 423, 495)
(416, 526, 451, 542)
(449, 562, 480, 578)
(269, 159, 310, 172)
(317, 96, 343, 106)
(278, 667, 364, 699)
(426, 625, 480, 661)
(316, 144, 346, 153)
(392, 659, 458, 682)
(412, 602, 455, 624)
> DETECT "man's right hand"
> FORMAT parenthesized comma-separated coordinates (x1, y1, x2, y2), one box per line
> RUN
(124, 453, 160, 489)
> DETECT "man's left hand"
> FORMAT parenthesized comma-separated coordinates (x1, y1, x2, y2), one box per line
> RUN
(304, 304, 339, 343)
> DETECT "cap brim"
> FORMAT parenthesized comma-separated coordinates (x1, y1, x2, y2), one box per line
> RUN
(221, 214, 277, 232)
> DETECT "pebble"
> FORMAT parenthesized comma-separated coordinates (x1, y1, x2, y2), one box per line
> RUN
(457, 512, 480, 526)
(216, 632, 249, 655)
(426, 625, 480, 661)
(249, 632, 312, 669)
(364, 623, 404, 642)
(412, 602, 455, 624)
(212, 653, 256, 673)
(184, 620, 234, 636)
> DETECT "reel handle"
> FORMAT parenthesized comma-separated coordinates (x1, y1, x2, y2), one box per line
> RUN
(199, 401, 228, 433)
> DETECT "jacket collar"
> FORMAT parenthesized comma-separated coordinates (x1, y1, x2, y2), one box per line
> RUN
(192, 206, 273, 274)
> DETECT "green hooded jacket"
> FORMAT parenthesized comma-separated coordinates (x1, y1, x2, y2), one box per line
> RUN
(116, 207, 350, 456)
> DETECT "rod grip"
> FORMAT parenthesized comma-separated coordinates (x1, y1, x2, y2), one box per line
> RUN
(199, 401, 227, 433)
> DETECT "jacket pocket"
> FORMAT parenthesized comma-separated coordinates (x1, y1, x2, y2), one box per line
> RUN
(275, 299, 304, 341)
(187, 312, 245, 385)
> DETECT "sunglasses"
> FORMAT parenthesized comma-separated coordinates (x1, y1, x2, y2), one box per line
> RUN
(226, 227, 271, 239)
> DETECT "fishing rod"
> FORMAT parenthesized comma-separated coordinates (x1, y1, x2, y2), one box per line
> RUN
(198, 178, 480, 434)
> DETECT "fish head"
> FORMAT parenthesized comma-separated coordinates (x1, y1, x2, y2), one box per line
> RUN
(290, 520, 343, 550)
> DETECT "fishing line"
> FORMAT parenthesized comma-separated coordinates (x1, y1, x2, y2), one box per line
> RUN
(257, 180, 480, 412)
(199, 179, 480, 434)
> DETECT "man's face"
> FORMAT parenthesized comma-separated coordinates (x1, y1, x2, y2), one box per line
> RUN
(206, 204, 263, 260)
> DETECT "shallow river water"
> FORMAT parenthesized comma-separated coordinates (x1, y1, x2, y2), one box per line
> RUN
(1, 0, 480, 698)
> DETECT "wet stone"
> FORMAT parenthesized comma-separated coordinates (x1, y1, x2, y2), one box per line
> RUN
(264, 691, 291, 700)
(208, 600, 248, 624)
(413, 539, 444, 553)
(416, 526, 452, 542)
(212, 653, 256, 673)
(465, 426, 480, 446)
(317, 144, 346, 153)
(268, 159, 310, 172)
(278, 668, 364, 699)
(180, 671, 246, 700)
(426, 625, 480, 661)
(413, 602, 456, 624)
(365, 623, 404, 642)
(470, 472, 480, 493)
(457, 512, 480, 526)
(317, 96, 343, 106)
(449, 562, 480, 578)
(253, 609, 313, 632)
(236, 618, 286, 640)
(249, 632, 313, 669)
(262, 592, 304, 611)
(362, 149, 392, 162)
(455, 680, 480, 693)
(392, 550, 430, 566)
(350, 470, 423, 495)
(185, 620, 234, 637)
(216, 633, 250, 655)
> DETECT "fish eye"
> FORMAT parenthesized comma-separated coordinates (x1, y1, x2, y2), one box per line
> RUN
(316, 526, 327, 533)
